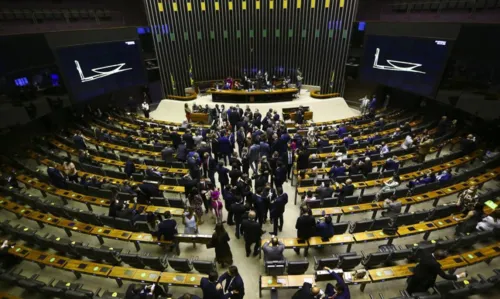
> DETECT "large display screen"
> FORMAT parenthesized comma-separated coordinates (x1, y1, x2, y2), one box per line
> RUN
(360, 35, 452, 97)
(56, 40, 146, 101)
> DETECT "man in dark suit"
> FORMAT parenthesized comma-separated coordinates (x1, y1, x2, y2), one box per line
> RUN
(183, 130, 195, 150)
(124, 158, 136, 178)
(294, 206, 316, 256)
(337, 179, 355, 202)
(216, 162, 230, 192)
(231, 198, 246, 239)
(316, 181, 334, 200)
(229, 107, 241, 129)
(47, 163, 67, 189)
(241, 211, 263, 257)
(161, 145, 175, 162)
(170, 129, 181, 149)
(202, 152, 217, 185)
(282, 147, 295, 180)
(200, 271, 223, 299)
(270, 187, 288, 235)
(177, 141, 188, 162)
(406, 250, 466, 295)
(274, 162, 287, 189)
(138, 182, 160, 203)
(217, 266, 245, 299)
(73, 131, 87, 150)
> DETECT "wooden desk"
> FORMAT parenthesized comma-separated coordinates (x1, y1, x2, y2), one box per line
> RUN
(297, 151, 480, 196)
(208, 88, 299, 103)
(369, 264, 415, 282)
(308, 234, 355, 252)
(64, 260, 112, 278)
(353, 230, 397, 244)
(92, 122, 173, 145)
(461, 243, 500, 265)
(0, 293, 21, 299)
(25, 251, 69, 269)
(191, 113, 209, 124)
(315, 270, 371, 291)
(259, 274, 315, 297)
(260, 238, 309, 249)
(288, 111, 313, 122)
(109, 267, 161, 286)
(131, 115, 210, 129)
(158, 272, 207, 287)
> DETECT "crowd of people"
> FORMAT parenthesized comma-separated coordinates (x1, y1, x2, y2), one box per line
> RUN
(27, 98, 500, 299)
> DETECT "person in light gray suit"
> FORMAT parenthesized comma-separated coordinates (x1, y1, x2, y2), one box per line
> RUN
(262, 237, 285, 262)
(248, 142, 261, 174)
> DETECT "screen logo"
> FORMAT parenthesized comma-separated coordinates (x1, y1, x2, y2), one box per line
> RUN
(125, 41, 136, 45)
(75, 60, 132, 83)
(435, 40, 447, 46)
(372, 48, 426, 74)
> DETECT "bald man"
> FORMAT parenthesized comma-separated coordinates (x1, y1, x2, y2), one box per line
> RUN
(292, 281, 322, 299)
(241, 211, 263, 257)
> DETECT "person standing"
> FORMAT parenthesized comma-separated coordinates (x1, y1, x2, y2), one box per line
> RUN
(282, 146, 295, 180)
(183, 207, 198, 234)
(210, 224, 233, 267)
(216, 162, 230, 192)
(141, 100, 150, 118)
(185, 103, 192, 123)
(294, 206, 316, 256)
(231, 198, 246, 239)
(270, 187, 288, 235)
(248, 141, 261, 174)
(417, 137, 434, 163)
(323, 267, 350, 299)
(218, 133, 232, 166)
(406, 250, 466, 295)
(188, 188, 204, 225)
(200, 271, 223, 299)
(217, 266, 245, 299)
(241, 211, 263, 257)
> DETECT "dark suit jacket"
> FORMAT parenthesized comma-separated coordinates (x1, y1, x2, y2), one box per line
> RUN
(241, 219, 262, 242)
(200, 277, 223, 299)
(124, 161, 136, 177)
(295, 214, 316, 240)
(218, 272, 245, 299)
(407, 251, 457, 294)
(292, 282, 313, 299)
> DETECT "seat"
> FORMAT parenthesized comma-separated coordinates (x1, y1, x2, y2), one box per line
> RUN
(120, 253, 145, 269)
(435, 238, 456, 252)
(192, 260, 217, 274)
(117, 192, 136, 203)
(299, 179, 315, 187)
(140, 255, 169, 271)
(361, 252, 390, 268)
(457, 233, 477, 248)
(113, 218, 136, 231)
(411, 210, 430, 223)
(322, 197, 338, 207)
(306, 200, 321, 209)
(99, 215, 118, 228)
(76, 211, 102, 226)
(314, 256, 339, 270)
(17, 277, 46, 292)
(168, 198, 185, 208)
(341, 195, 359, 206)
(388, 247, 412, 263)
(150, 197, 168, 206)
(74, 244, 100, 261)
(93, 248, 121, 265)
(394, 213, 414, 226)
(371, 217, 392, 230)
(134, 221, 152, 233)
(349, 219, 373, 233)
(338, 255, 362, 270)
(105, 169, 128, 180)
(287, 260, 309, 275)
(332, 222, 349, 234)
(63, 289, 95, 299)
(168, 257, 193, 272)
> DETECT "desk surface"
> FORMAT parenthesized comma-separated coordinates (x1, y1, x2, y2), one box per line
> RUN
(260, 274, 315, 289)
(208, 88, 298, 95)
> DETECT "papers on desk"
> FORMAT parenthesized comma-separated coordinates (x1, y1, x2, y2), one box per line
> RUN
(304, 278, 313, 284)
(344, 272, 353, 282)
(485, 200, 498, 210)
(277, 278, 286, 284)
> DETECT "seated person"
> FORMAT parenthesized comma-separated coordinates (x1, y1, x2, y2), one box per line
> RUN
(391, 128, 401, 139)
(304, 190, 316, 202)
(382, 195, 402, 217)
(381, 156, 400, 173)
(436, 170, 452, 183)
(476, 210, 500, 232)
(337, 179, 355, 199)
(343, 135, 355, 147)
(328, 164, 347, 179)
(292, 282, 322, 299)
(407, 170, 435, 188)
(376, 174, 401, 200)
(316, 215, 334, 240)
(262, 236, 285, 261)
(146, 166, 163, 178)
(379, 142, 390, 156)
(375, 117, 385, 127)
(156, 211, 178, 241)
(121, 180, 137, 195)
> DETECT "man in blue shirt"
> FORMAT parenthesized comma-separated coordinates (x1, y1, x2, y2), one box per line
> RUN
(316, 215, 334, 239)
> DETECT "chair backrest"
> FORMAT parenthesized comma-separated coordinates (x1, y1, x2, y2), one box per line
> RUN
(116, 192, 136, 203)
(63, 289, 95, 299)
(322, 197, 338, 207)
(94, 248, 121, 265)
(140, 255, 168, 271)
(134, 221, 152, 233)
(314, 256, 339, 270)
(287, 260, 309, 275)
(332, 222, 349, 234)
(120, 253, 145, 268)
(113, 218, 135, 231)
(339, 255, 362, 269)
(342, 195, 359, 206)
(457, 233, 477, 248)
(411, 210, 430, 223)
(435, 239, 456, 251)
(389, 248, 412, 262)
(394, 213, 414, 226)
(362, 252, 390, 268)
(167, 257, 193, 272)
(192, 260, 217, 274)
(150, 197, 168, 206)
(371, 217, 392, 230)
(306, 200, 321, 209)
(299, 179, 315, 187)
(349, 219, 374, 233)
(168, 198, 185, 208)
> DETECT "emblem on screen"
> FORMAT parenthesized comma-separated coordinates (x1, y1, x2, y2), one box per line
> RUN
(74, 60, 132, 82)
(373, 48, 426, 74)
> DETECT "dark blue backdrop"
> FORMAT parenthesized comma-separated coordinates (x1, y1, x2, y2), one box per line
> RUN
(56, 40, 146, 102)
(360, 35, 452, 97)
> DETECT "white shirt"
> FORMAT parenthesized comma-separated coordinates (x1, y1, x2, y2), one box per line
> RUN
(476, 216, 500, 231)
(401, 135, 413, 150)
(380, 145, 389, 155)
(141, 102, 149, 111)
